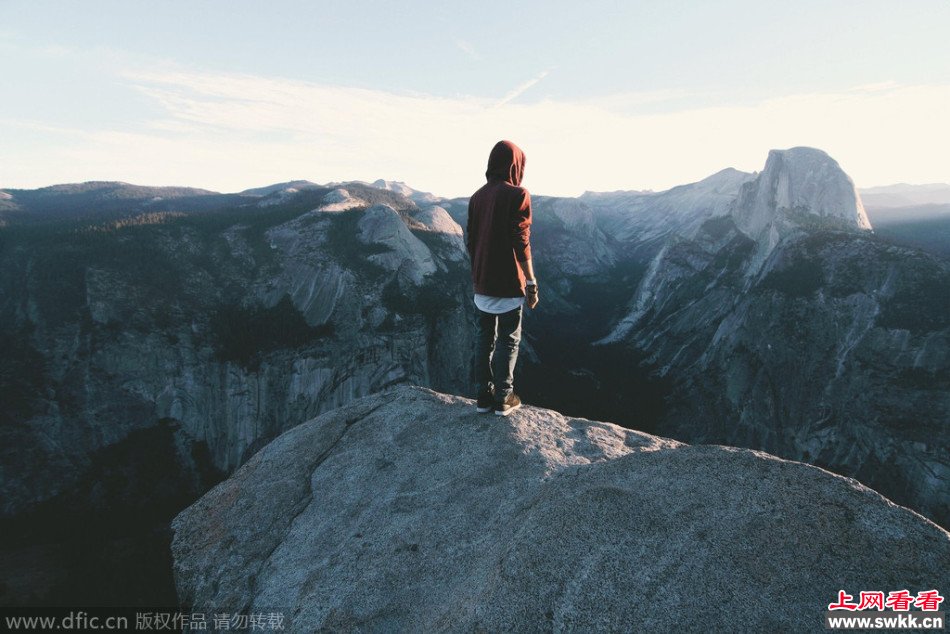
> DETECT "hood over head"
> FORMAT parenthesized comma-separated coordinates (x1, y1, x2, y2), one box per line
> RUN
(485, 140, 526, 187)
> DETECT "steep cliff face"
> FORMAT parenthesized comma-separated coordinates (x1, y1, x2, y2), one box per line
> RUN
(732, 147, 872, 274)
(171, 387, 950, 632)
(624, 227, 947, 521)
(0, 183, 473, 521)
(593, 149, 948, 526)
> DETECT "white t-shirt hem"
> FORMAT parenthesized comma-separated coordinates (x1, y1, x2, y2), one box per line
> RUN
(473, 294, 524, 314)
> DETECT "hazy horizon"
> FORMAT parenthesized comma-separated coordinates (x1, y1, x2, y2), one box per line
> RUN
(2, 166, 948, 200)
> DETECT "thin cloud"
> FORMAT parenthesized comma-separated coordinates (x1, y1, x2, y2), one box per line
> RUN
(494, 70, 550, 108)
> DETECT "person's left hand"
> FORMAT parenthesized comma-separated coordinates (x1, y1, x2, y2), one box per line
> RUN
(526, 283, 539, 309)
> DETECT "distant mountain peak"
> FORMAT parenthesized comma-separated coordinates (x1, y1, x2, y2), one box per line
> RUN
(859, 183, 950, 209)
(861, 182, 950, 194)
(366, 179, 439, 205)
(694, 167, 752, 189)
(372, 179, 414, 196)
(753, 147, 870, 229)
(731, 147, 871, 273)
(10, 181, 220, 197)
(240, 180, 322, 197)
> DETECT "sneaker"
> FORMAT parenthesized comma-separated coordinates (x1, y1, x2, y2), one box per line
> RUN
(494, 392, 522, 416)
(476, 388, 494, 413)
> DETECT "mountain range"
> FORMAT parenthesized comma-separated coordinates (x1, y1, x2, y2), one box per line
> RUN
(0, 147, 947, 605)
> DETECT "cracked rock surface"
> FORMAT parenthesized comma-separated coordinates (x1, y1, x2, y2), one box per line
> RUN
(171, 386, 949, 632)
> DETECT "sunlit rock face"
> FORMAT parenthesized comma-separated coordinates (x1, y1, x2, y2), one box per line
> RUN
(313, 187, 366, 212)
(735, 147, 872, 234)
(357, 204, 437, 283)
(732, 147, 872, 274)
(408, 205, 466, 262)
(410, 205, 462, 235)
(171, 387, 950, 632)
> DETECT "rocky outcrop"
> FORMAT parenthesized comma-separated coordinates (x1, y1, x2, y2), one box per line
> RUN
(312, 187, 365, 212)
(410, 205, 462, 236)
(408, 205, 466, 261)
(172, 387, 950, 632)
(357, 204, 437, 283)
(732, 147, 871, 273)
(737, 148, 870, 229)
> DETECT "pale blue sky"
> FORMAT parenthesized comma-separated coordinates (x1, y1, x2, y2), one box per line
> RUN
(2, 0, 949, 196)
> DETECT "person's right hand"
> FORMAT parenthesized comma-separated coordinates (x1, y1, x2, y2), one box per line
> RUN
(526, 283, 539, 309)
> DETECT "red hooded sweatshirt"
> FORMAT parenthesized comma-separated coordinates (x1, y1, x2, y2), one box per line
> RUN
(465, 140, 532, 298)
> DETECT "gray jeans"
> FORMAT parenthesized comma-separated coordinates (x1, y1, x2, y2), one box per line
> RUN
(474, 306, 523, 402)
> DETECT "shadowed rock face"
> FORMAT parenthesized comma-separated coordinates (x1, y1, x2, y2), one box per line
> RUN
(172, 387, 949, 632)
(0, 183, 472, 520)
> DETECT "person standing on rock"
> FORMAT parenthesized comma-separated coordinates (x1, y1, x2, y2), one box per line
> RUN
(466, 139, 539, 416)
